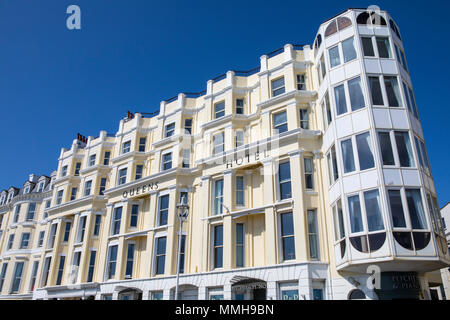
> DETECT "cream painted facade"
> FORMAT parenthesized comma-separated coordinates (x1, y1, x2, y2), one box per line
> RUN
(0, 8, 449, 300)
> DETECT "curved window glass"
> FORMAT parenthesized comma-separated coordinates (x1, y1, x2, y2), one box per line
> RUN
(364, 189, 384, 232)
(405, 189, 427, 229)
(412, 232, 430, 250)
(368, 232, 386, 251)
(393, 231, 413, 250)
(341, 139, 355, 173)
(348, 195, 363, 233)
(350, 235, 369, 253)
(348, 77, 365, 111)
(348, 289, 366, 300)
(356, 132, 375, 170)
(357, 12, 387, 26)
(325, 20, 338, 37)
(337, 17, 352, 30)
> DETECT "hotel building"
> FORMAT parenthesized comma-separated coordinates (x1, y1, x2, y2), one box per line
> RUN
(0, 8, 448, 300)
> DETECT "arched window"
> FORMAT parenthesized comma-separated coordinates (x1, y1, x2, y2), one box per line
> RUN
(337, 17, 352, 30)
(357, 11, 387, 26)
(314, 34, 322, 49)
(325, 16, 353, 38)
(325, 20, 338, 37)
(348, 289, 366, 300)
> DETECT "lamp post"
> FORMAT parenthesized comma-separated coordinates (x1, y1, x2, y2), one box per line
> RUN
(175, 194, 189, 300)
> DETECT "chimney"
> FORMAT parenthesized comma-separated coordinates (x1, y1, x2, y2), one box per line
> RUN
(29, 174, 38, 183)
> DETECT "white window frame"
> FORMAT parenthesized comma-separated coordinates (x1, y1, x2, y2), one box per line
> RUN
(164, 122, 176, 138)
(117, 167, 128, 185)
(160, 150, 173, 171)
(121, 140, 131, 154)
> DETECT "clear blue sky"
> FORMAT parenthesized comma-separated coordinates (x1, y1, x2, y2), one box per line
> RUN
(0, 0, 448, 206)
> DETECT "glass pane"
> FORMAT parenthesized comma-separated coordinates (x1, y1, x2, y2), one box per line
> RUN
(369, 77, 384, 105)
(337, 200, 345, 239)
(388, 190, 406, 228)
(395, 132, 415, 167)
(281, 213, 294, 236)
(356, 132, 375, 170)
(406, 189, 427, 229)
(348, 195, 363, 233)
(342, 37, 357, 62)
(384, 76, 401, 107)
(214, 225, 223, 246)
(348, 77, 365, 111)
(329, 46, 341, 68)
(274, 112, 287, 126)
(341, 139, 355, 173)
(214, 247, 223, 268)
(376, 37, 392, 58)
(334, 84, 347, 115)
(280, 182, 292, 200)
(364, 190, 384, 231)
(362, 37, 375, 56)
(282, 237, 296, 260)
(379, 132, 395, 165)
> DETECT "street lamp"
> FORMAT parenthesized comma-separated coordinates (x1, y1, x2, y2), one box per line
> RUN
(175, 193, 189, 300)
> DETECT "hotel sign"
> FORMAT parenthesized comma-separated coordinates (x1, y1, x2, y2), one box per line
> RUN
(225, 149, 270, 169)
(122, 182, 159, 199)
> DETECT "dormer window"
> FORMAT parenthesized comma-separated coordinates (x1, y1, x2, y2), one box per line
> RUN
(24, 186, 30, 194)
(37, 182, 44, 192)
(7, 193, 13, 203)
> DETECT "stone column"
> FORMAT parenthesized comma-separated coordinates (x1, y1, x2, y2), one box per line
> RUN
(223, 169, 233, 269)
(165, 186, 178, 275)
(200, 175, 211, 271)
(262, 157, 277, 265)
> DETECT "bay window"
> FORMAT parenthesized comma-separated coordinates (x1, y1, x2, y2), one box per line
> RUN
(273, 111, 288, 134)
(342, 37, 357, 62)
(327, 145, 339, 184)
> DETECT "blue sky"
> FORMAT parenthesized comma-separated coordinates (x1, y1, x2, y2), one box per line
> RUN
(0, 0, 448, 206)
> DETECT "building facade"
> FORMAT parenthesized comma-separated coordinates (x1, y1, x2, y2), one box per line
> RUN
(0, 8, 448, 300)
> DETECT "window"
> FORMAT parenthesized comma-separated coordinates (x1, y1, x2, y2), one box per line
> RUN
(279, 162, 292, 200)
(364, 189, 384, 231)
(106, 245, 118, 280)
(11, 262, 24, 293)
(37, 182, 44, 192)
(406, 189, 427, 229)
(356, 132, 375, 170)
(122, 140, 131, 154)
(13, 206, 21, 224)
(118, 168, 127, 185)
(38, 231, 45, 247)
(130, 204, 139, 228)
(333, 199, 346, 241)
(376, 37, 392, 58)
(48, 223, 57, 248)
(235, 176, 245, 206)
(125, 243, 135, 278)
(342, 37, 357, 62)
(72, 251, 81, 279)
(280, 212, 295, 261)
(214, 101, 225, 119)
(56, 189, 63, 205)
(156, 195, 169, 226)
(0, 263, 8, 292)
(209, 288, 224, 300)
(319, 55, 326, 81)
(348, 195, 363, 233)
(70, 187, 77, 201)
(56, 256, 65, 285)
(24, 186, 30, 194)
(235, 130, 244, 148)
(341, 138, 355, 173)
(93, 215, 101, 236)
(155, 237, 166, 275)
(273, 111, 288, 134)
(138, 137, 146, 152)
(99, 178, 107, 195)
(236, 223, 244, 267)
(112, 207, 122, 235)
(7, 234, 14, 250)
(280, 283, 299, 300)
(77, 216, 87, 243)
(42, 257, 52, 286)
(329, 45, 341, 68)
(297, 74, 306, 90)
(299, 109, 309, 129)
(213, 132, 224, 155)
(378, 132, 395, 165)
(307, 210, 319, 260)
(327, 145, 338, 184)
(184, 118, 193, 135)
(27, 203, 36, 221)
(61, 165, 68, 177)
(384, 76, 401, 107)
(63, 221, 71, 242)
(214, 179, 224, 215)
(334, 84, 347, 115)
(322, 92, 332, 129)
(20, 233, 30, 249)
(135, 165, 143, 180)
(84, 180, 92, 196)
(182, 149, 190, 168)
(87, 251, 96, 282)
(304, 158, 314, 189)
(165, 123, 175, 138)
(88, 154, 96, 167)
(395, 131, 415, 167)
(162, 152, 172, 170)
(368, 76, 384, 106)
(103, 152, 111, 165)
(213, 225, 223, 268)
(388, 190, 406, 228)
(348, 77, 365, 111)
(178, 235, 186, 273)
(415, 137, 431, 173)
(361, 37, 375, 57)
(271, 77, 285, 97)
(236, 98, 244, 114)
(29, 261, 39, 291)
(151, 291, 163, 300)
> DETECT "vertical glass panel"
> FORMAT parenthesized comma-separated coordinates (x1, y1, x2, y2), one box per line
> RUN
(356, 132, 375, 170)
(329, 46, 341, 68)
(364, 189, 384, 231)
(334, 84, 347, 115)
(341, 139, 355, 173)
(388, 190, 406, 228)
(342, 37, 357, 62)
(236, 223, 244, 267)
(376, 37, 392, 58)
(378, 132, 395, 165)
(362, 37, 375, 56)
(395, 132, 415, 167)
(369, 76, 384, 105)
(348, 195, 363, 233)
(348, 77, 365, 111)
(384, 76, 401, 107)
(406, 189, 427, 230)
